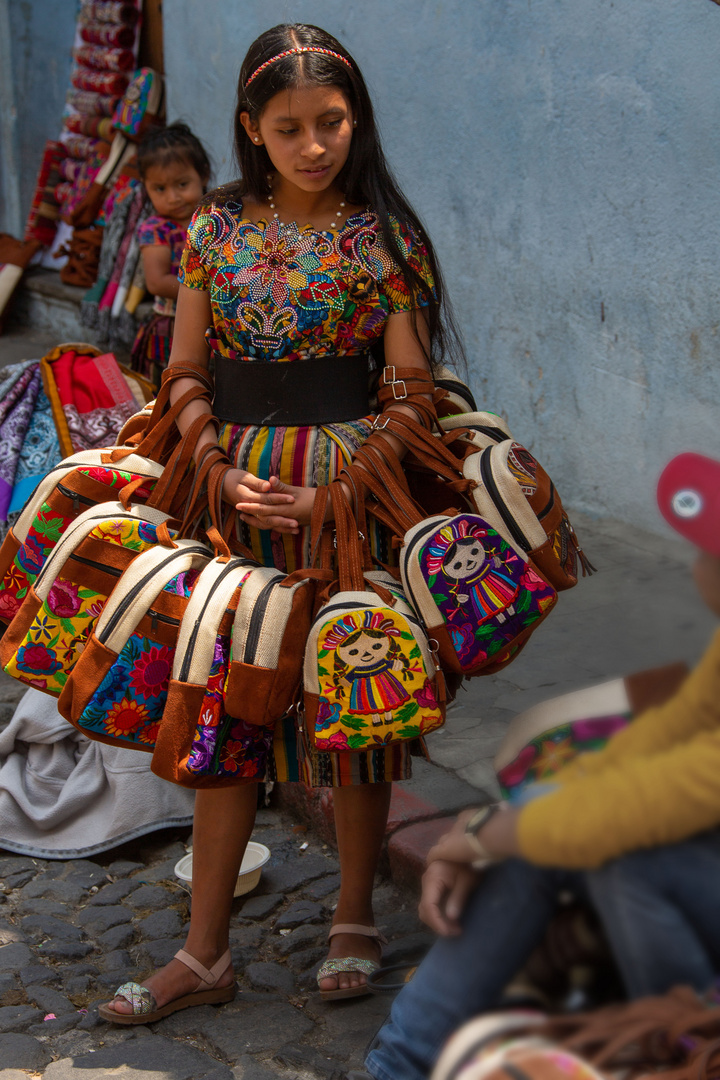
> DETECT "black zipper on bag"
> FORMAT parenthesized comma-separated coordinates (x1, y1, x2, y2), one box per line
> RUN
(149, 609, 180, 633)
(311, 598, 426, 638)
(69, 553, 124, 577)
(243, 575, 283, 665)
(99, 546, 209, 643)
(536, 481, 556, 522)
(57, 483, 96, 514)
(479, 447, 532, 552)
(471, 424, 508, 443)
(179, 562, 244, 683)
(403, 518, 447, 577)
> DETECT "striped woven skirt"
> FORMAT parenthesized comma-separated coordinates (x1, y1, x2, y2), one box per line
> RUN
(218, 415, 414, 788)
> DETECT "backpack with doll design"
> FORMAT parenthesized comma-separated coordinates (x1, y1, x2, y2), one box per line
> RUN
(301, 484, 445, 753)
(349, 439, 557, 677)
(371, 369, 593, 593)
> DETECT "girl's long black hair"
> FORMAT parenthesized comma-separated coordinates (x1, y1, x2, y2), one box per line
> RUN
(209, 23, 464, 372)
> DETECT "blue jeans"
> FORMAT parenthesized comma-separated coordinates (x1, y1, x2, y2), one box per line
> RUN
(366, 831, 720, 1080)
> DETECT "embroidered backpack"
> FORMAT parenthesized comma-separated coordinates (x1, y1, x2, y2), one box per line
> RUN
(152, 557, 274, 788)
(0, 451, 163, 627)
(348, 448, 557, 677)
(0, 501, 179, 697)
(369, 398, 592, 593)
(301, 484, 445, 753)
(58, 539, 212, 749)
(0, 366, 215, 628)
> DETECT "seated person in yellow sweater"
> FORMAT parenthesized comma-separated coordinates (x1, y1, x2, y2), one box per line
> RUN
(361, 452, 720, 1080)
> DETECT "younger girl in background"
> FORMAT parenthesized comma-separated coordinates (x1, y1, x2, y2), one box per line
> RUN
(130, 123, 211, 386)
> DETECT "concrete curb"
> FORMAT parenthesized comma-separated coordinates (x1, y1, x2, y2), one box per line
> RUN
(276, 757, 490, 893)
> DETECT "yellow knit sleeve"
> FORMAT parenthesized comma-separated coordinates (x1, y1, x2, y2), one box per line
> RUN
(546, 627, 720, 786)
(517, 627, 720, 868)
(517, 728, 720, 868)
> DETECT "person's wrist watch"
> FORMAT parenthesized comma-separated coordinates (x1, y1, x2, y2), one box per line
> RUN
(464, 803, 507, 869)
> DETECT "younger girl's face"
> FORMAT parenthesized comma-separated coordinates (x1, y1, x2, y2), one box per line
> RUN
(143, 158, 205, 224)
(243, 84, 354, 196)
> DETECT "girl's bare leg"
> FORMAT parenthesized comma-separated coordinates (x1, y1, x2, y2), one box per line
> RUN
(105, 783, 257, 1014)
(318, 781, 392, 993)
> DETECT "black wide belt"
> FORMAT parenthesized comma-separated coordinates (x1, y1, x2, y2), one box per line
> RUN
(212, 352, 371, 426)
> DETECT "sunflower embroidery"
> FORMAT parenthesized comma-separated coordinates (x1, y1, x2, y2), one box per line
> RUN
(104, 698, 149, 738)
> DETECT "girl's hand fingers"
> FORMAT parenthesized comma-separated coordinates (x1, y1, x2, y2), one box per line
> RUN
(235, 491, 295, 509)
(240, 513, 299, 534)
(239, 472, 273, 493)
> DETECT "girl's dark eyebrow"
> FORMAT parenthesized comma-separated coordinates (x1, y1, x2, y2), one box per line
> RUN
(272, 108, 346, 123)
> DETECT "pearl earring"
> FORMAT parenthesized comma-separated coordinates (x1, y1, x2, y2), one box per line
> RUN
(254, 136, 260, 143)
(353, 121, 357, 128)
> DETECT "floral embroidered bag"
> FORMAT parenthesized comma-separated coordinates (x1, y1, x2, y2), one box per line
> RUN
(0, 451, 164, 627)
(0, 366, 215, 628)
(349, 446, 558, 677)
(301, 483, 445, 753)
(152, 557, 275, 788)
(0, 500, 178, 697)
(57, 539, 212, 749)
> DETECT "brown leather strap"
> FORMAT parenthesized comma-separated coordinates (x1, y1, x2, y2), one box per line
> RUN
(329, 480, 365, 593)
(145, 413, 214, 514)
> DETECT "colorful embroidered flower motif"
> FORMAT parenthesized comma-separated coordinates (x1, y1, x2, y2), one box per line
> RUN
(232, 219, 338, 311)
(0, 591, 21, 622)
(130, 644, 173, 698)
(315, 697, 342, 731)
(218, 739, 245, 772)
(137, 720, 160, 745)
(16, 533, 46, 579)
(47, 579, 81, 618)
(104, 698, 149, 738)
(15, 642, 62, 676)
(413, 680, 439, 709)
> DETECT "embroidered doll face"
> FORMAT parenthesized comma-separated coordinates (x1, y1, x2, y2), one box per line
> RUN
(442, 537, 486, 581)
(336, 628, 390, 671)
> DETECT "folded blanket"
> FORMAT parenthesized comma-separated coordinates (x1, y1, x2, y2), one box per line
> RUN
(0, 689, 195, 859)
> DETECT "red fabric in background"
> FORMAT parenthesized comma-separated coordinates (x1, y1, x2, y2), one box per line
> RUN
(52, 351, 117, 413)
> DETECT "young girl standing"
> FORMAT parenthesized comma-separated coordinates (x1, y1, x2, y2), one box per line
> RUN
(130, 123, 211, 386)
(101, 22, 461, 1022)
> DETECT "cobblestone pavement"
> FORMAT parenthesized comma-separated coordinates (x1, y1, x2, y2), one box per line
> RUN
(0, 795, 429, 1079)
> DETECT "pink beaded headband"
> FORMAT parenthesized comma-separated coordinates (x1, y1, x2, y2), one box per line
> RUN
(245, 47, 353, 88)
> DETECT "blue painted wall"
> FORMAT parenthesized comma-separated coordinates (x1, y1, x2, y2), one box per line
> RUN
(0, 0, 76, 236)
(139, 3, 720, 529)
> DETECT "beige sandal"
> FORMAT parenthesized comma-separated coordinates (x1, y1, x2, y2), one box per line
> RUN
(98, 947, 236, 1025)
(316, 923, 388, 1002)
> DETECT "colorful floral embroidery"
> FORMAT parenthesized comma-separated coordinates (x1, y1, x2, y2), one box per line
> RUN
(312, 608, 442, 752)
(497, 714, 632, 799)
(0, 466, 157, 620)
(4, 519, 161, 694)
(179, 201, 434, 360)
(186, 633, 272, 779)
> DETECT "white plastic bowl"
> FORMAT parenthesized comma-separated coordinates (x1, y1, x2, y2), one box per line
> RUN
(174, 841, 271, 897)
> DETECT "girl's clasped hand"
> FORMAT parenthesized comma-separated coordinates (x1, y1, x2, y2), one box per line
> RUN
(223, 469, 314, 534)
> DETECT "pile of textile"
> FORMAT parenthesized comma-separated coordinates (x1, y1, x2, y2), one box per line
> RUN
(0, 688, 194, 859)
(0, 343, 152, 540)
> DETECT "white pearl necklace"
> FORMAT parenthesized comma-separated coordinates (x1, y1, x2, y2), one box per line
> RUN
(268, 189, 347, 230)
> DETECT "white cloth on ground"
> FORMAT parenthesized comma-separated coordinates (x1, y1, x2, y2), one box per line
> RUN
(0, 689, 194, 859)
